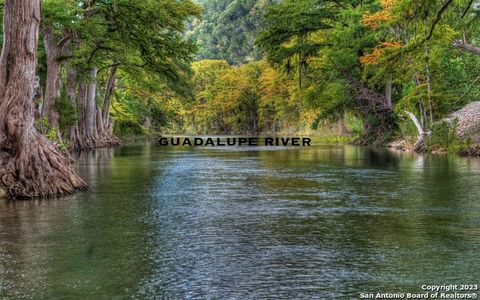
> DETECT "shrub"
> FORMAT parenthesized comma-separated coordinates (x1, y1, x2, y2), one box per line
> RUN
(425, 119, 470, 153)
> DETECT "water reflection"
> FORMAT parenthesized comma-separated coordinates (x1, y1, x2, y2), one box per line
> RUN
(1, 144, 479, 299)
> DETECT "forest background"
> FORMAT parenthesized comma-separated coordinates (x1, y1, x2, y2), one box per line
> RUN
(1, 0, 480, 153)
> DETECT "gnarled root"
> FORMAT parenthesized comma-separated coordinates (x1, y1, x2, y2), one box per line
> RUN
(70, 134, 120, 152)
(69, 126, 120, 152)
(0, 132, 88, 198)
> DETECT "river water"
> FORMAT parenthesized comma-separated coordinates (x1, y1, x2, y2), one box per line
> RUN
(0, 143, 479, 299)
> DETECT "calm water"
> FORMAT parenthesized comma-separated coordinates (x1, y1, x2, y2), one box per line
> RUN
(0, 143, 479, 299)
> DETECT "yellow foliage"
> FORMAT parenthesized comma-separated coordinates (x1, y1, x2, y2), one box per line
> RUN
(360, 42, 402, 65)
(380, 0, 396, 10)
(362, 0, 398, 29)
(186, 59, 302, 133)
(301, 109, 319, 125)
(362, 11, 391, 29)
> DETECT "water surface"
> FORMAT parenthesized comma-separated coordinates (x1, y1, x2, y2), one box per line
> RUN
(1, 143, 479, 299)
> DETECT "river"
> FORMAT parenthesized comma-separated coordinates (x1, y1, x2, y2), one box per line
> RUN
(1, 143, 479, 299)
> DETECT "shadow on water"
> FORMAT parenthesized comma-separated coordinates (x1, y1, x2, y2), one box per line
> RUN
(1, 143, 479, 299)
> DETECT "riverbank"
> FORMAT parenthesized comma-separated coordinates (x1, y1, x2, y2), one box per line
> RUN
(117, 130, 480, 157)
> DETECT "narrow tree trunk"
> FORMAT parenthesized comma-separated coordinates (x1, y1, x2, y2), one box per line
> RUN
(42, 26, 62, 131)
(42, 26, 73, 142)
(86, 68, 98, 139)
(96, 108, 104, 134)
(97, 65, 119, 146)
(0, 0, 87, 198)
(66, 62, 78, 142)
(339, 116, 349, 135)
(405, 111, 430, 152)
(425, 44, 435, 124)
(385, 73, 392, 108)
(415, 74, 428, 130)
(76, 82, 88, 146)
(144, 116, 152, 131)
(453, 39, 480, 55)
(102, 66, 117, 128)
(70, 80, 88, 150)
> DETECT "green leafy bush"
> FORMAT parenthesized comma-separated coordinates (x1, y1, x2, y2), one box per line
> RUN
(425, 119, 470, 153)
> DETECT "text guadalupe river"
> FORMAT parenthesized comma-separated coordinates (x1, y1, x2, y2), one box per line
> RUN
(1, 142, 479, 299)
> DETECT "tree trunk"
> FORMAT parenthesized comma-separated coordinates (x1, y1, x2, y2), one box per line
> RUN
(66, 62, 78, 142)
(425, 44, 435, 124)
(70, 80, 89, 151)
(144, 116, 152, 131)
(42, 26, 62, 130)
(453, 40, 480, 55)
(405, 111, 430, 152)
(69, 68, 119, 151)
(97, 65, 119, 146)
(339, 116, 349, 135)
(0, 0, 87, 198)
(385, 73, 392, 108)
(86, 68, 98, 139)
(102, 66, 117, 128)
(415, 74, 428, 129)
(42, 26, 73, 142)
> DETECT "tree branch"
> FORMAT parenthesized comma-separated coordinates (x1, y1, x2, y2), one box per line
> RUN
(453, 39, 480, 55)
(426, 0, 454, 40)
(461, 0, 475, 18)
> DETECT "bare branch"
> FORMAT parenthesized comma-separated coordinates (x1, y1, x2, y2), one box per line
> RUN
(453, 39, 480, 55)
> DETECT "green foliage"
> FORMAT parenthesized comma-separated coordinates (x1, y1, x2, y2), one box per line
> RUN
(34, 117, 50, 135)
(257, 0, 390, 139)
(73, 0, 201, 95)
(46, 127, 58, 141)
(345, 113, 364, 137)
(188, 0, 274, 65)
(5, 0, 480, 149)
(398, 119, 420, 145)
(425, 120, 470, 153)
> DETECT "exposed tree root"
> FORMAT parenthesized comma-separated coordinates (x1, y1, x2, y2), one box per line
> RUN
(69, 130, 120, 152)
(0, 132, 88, 199)
(0, 0, 87, 199)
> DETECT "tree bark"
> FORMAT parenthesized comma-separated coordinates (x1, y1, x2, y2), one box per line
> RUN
(42, 26, 73, 141)
(339, 116, 349, 135)
(385, 73, 392, 108)
(69, 68, 119, 151)
(453, 39, 480, 55)
(0, 0, 87, 198)
(102, 66, 117, 128)
(66, 62, 78, 142)
(86, 68, 98, 139)
(425, 44, 435, 123)
(97, 65, 119, 145)
(42, 26, 61, 128)
(405, 111, 430, 151)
